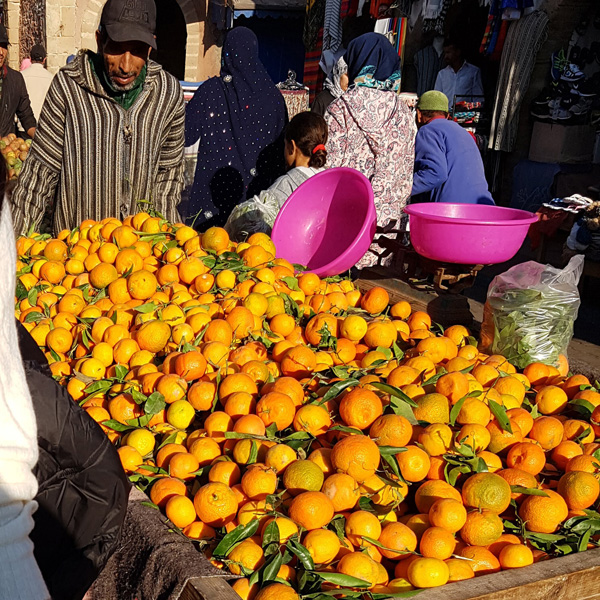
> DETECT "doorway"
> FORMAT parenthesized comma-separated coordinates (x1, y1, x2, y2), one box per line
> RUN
(152, 0, 187, 80)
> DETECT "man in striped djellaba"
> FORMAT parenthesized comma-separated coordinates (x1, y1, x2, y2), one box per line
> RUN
(10, 0, 185, 236)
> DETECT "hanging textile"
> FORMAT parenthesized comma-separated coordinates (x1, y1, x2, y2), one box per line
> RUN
(414, 45, 443, 95)
(304, 0, 327, 51)
(488, 10, 549, 152)
(304, 0, 359, 102)
(323, 0, 343, 52)
(422, 0, 451, 36)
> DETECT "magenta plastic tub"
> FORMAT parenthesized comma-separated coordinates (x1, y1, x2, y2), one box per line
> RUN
(403, 203, 538, 265)
(271, 168, 376, 277)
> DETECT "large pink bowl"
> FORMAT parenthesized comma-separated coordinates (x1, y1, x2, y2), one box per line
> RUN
(271, 168, 376, 277)
(403, 203, 538, 264)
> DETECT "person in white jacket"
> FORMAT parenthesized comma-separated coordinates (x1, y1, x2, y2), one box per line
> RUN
(21, 45, 54, 123)
(0, 157, 49, 599)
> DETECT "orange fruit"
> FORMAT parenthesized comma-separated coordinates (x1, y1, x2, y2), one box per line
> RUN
(369, 414, 412, 447)
(241, 464, 278, 500)
(337, 552, 379, 587)
(280, 345, 317, 379)
(407, 311, 431, 331)
(303, 528, 341, 564)
(435, 372, 469, 404)
(535, 385, 568, 415)
(445, 558, 475, 582)
(360, 286, 389, 315)
(407, 557, 449, 588)
(330, 434, 380, 483)
(165, 495, 196, 529)
(551, 440, 583, 471)
(414, 480, 461, 513)
(497, 468, 538, 503)
(518, 489, 568, 533)
(412, 393, 450, 424)
(118, 446, 143, 472)
(506, 441, 546, 475)
(227, 538, 265, 576)
(498, 543, 534, 569)
(345, 509, 382, 546)
(339, 387, 383, 430)
(292, 404, 332, 436)
(150, 477, 187, 508)
(208, 460, 241, 486)
(458, 546, 500, 575)
(529, 416, 565, 451)
(565, 454, 600, 474)
(428, 498, 467, 533)
(461, 472, 511, 513)
(460, 510, 503, 546)
(136, 319, 171, 353)
(256, 392, 295, 431)
(396, 445, 431, 483)
(193, 482, 238, 526)
(377, 522, 418, 560)
(419, 526, 456, 560)
(169, 452, 200, 480)
(557, 471, 600, 510)
(288, 491, 334, 531)
(320, 472, 361, 511)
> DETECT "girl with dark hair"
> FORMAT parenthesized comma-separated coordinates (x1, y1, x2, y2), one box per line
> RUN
(225, 111, 328, 240)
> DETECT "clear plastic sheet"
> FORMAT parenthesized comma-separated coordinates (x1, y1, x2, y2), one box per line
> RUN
(224, 191, 281, 242)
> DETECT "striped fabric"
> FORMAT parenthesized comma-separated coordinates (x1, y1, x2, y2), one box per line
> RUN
(10, 51, 185, 236)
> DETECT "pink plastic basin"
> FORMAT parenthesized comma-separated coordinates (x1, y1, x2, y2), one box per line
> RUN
(271, 168, 376, 277)
(403, 203, 538, 265)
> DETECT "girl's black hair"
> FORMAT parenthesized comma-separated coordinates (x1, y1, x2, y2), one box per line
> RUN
(285, 112, 328, 169)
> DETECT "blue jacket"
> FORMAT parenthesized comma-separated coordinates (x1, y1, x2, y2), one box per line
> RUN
(411, 117, 494, 205)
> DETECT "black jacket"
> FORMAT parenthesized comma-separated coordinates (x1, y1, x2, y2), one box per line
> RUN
(17, 321, 130, 600)
(0, 66, 36, 136)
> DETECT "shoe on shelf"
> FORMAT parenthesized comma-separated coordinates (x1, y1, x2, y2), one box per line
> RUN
(532, 89, 554, 106)
(553, 107, 575, 122)
(570, 98, 593, 116)
(561, 63, 585, 82)
(531, 104, 550, 119)
(571, 78, 598, 97)
(551, 49, 567, 81)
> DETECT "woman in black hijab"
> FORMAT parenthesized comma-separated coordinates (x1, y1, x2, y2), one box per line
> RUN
(184, 27, 288, 229)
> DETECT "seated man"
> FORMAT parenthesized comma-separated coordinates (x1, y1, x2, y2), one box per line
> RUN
(411, 91, 494, 205)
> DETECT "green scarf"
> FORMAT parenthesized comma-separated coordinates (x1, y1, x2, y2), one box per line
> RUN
(89, 53, 147, 110)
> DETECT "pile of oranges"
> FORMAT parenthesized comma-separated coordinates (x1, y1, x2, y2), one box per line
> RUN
(14, 213, 600, 598)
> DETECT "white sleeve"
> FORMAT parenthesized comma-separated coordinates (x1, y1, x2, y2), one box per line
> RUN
(0, 199, 50, 600)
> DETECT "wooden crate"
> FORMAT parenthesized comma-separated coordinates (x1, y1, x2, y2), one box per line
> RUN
(181, 548, 600, 600)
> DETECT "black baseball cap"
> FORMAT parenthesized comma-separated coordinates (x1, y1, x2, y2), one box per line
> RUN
(0, 23, 9, 46)
(100, 0, 157, 50)
(30, 44, 46, 61)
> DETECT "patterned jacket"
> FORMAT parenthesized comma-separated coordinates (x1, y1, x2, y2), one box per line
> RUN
(325, 87, 416, 268)
(10, 51, 184, 236)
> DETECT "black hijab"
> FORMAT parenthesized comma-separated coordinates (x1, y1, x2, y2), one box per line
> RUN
(184, 27, 287, 229)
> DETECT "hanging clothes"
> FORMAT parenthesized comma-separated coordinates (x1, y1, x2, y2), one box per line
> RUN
(304, 0, 327, 52)
(414, 45, 444, 96)
(488, 10, 549, 152)
(323, 0, 343, 52)
(422, 0, 451, 35)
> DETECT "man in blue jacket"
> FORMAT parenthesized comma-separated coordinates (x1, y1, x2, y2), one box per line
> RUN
(411, 91, 494, 205)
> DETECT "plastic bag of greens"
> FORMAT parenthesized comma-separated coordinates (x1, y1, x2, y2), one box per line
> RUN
(224, 190, 281, 242)
(480, 255, 584, 369)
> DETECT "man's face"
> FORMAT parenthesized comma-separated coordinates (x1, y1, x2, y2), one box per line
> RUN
(97, 33, 151, 91)
(0, 44, 8, 69)
(443, 45, 461, 66)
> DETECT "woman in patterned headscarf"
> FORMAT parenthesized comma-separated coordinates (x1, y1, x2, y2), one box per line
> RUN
(184, 27, 288, 229)
(325, 33, 417, 269)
